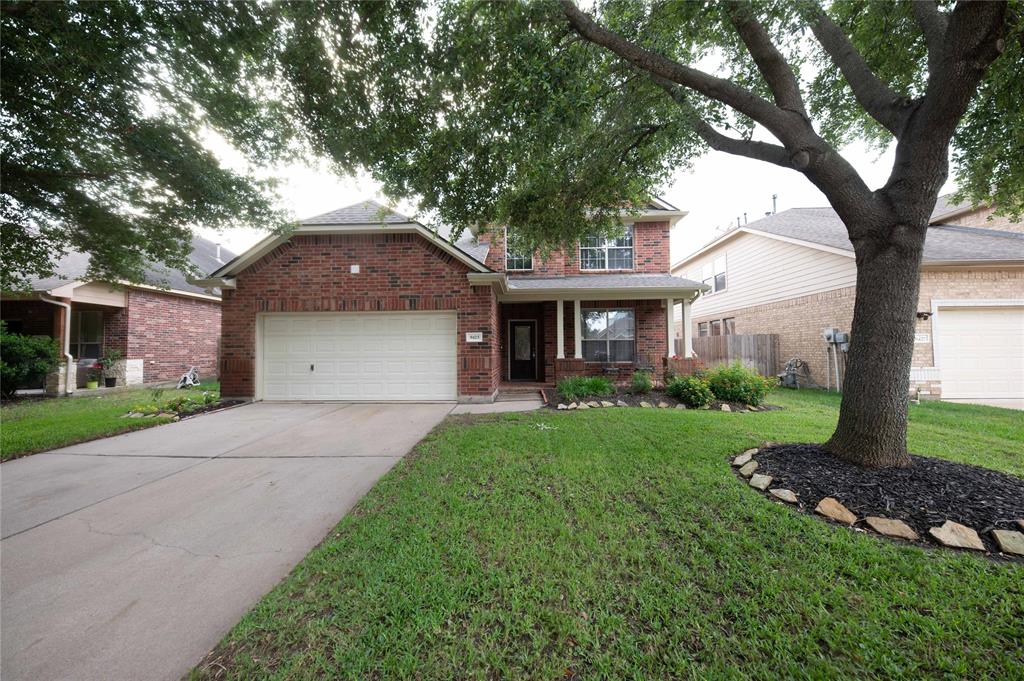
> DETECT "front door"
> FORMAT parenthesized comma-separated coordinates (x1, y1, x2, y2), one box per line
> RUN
(508, 320, 537, 381)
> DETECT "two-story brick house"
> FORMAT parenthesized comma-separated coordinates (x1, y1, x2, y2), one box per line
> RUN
(200, 199, 705, 403)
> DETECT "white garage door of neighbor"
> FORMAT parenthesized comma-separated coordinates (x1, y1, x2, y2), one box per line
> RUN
(261, 312, 457, 401)
(936, 305, 1024, 401)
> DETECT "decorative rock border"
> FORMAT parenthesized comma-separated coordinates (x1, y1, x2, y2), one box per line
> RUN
(731, 447, 1024, 559)
(553, 399, 770, 412)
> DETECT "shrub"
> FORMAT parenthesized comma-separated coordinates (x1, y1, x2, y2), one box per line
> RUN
(666, 375, 713, 408)
(704, 361, 775, 406)
(0, 322, 60, 398)
(557, 375, 614, 402)
(629, 370, 653, 394)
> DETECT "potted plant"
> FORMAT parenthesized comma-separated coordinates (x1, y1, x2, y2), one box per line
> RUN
(99, 349, 124, 388)
(85, 363, 101, 389)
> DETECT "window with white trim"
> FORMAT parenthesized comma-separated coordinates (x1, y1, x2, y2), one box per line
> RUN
(70, 310, 103, 359)
(702, 255, 727, 293)
(698, 322, 710, 337)
(580, 225, 633, 270)
(581, 308, 635, 362)
(723, 317, 736, 335)
(504, 228, 533, 271)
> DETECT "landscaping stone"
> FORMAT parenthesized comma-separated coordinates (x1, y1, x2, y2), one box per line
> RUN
(738, 460, 758, 478)
(864, 516, 919, 541)
(991, 529, 1024, 556)
(587, 401, 600, 408)
(732, 451, 755, 467)
(928, 520, 984, 551)
(577, 403, 590, 410)
(567, 402, 578, 410)
(769, 488, 798, 503)
(815, 497, 857, 525)
(675, 404, 687, 410)
(557, 404, 568, 410)
(700, 405, 710, 410)
(749, 474, 773, 491)
(600, 401, 614, 408)
(616, 400, 628, 407)
(657, 401, 670, 408)
(721, 404, 731, 412)
(639, 401, 653, 408)
(1017, 519, 1024, 531)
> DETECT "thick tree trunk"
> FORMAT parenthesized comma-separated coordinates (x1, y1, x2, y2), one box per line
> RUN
(825, 217, 927, 468)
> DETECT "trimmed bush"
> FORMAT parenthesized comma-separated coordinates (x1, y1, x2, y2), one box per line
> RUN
(629, 370, 652, 394)
(557, 375, 614, 402)
(704, 361, 775, 406)
(0, 322, 60, 398)
(666, 375, 713, 408)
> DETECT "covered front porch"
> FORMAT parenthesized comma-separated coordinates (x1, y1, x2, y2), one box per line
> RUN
(486, 274, 706, 386)
(0, 283, 137, 395)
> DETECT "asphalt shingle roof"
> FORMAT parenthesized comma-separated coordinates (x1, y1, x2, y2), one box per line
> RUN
(744, 208, 1024, 264)
(930, 194, 973, 222)
(300, 199, 412, 225)
(26, 236, 235, 296)
(508, 273, 705, 290)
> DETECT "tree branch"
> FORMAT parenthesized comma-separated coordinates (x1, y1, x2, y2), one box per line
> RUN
(559, 0, 799, 145)
(912, 0, 949, 74)
(724, 1, 807, 118)
(808, 7, 912, 137)
(653, 77, 795, 169)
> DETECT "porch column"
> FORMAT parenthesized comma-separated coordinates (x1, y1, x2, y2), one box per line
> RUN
(573, 299, 582, 359)
(682, 295, 694, 358)
(665, 297, 675, 358)
(556, 299, 565, 359)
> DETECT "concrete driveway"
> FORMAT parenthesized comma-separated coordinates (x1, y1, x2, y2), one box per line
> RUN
(1, 402, 453, 681)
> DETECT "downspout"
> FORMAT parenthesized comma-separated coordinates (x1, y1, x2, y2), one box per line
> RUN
(38, 294, 75, 395)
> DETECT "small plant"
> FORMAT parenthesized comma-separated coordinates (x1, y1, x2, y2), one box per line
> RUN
(629, 370, 652, 394)
(98, 349, 124, 375)
(666, 375, 714, 408)
(150, 387, 166, 402)
(0, 322, 60, 398)
(557, 375, 615, 402)
(704, 361, 775, 406)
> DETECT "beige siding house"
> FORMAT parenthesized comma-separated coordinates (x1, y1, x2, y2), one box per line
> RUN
(672, 198, 1024, 408)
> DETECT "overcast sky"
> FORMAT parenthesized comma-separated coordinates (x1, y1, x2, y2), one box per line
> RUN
(198, 140, 956, 266)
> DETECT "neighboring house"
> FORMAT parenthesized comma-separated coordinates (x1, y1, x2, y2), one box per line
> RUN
(0, 237, 233, 393)
(671, 197, 1024, 407)
(198, 199, 704, 403)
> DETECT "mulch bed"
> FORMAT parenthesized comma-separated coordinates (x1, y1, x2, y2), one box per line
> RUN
(541, 387, 781, 412)
(753, 443, 1024, 556)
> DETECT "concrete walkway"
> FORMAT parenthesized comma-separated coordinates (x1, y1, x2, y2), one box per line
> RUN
(1, 402, 454, 681)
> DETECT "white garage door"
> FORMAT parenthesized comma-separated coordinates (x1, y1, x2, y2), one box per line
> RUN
(260, 312, 457, 401)
(936, 305, 1024, 401)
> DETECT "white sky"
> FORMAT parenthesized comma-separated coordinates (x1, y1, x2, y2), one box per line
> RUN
(198, 140, 956, 266)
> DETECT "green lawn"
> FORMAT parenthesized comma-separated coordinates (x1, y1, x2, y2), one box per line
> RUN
(1, 381, 219, 461)
(191, 390, 1023, 679)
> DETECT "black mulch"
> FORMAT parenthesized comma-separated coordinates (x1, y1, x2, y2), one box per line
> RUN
(541, 387, 781, 412)
(753, 443, 1024, 556)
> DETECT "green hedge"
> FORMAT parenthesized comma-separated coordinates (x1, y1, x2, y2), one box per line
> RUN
(0, 322, 60, 398)
(557, 375, 615, 402)
(704, 362, 775, 406)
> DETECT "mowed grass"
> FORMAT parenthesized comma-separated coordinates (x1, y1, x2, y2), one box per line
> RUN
(192, 390, 1023, 680)
(0, 381, 219, 460)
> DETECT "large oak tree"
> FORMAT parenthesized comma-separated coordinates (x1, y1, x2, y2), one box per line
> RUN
(3, 1, 1021, 467)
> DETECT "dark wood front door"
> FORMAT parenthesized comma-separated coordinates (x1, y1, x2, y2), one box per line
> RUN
(508, 320, 537, 381)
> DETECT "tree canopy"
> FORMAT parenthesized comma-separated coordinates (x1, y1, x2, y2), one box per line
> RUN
(3, 1, 1020, 290)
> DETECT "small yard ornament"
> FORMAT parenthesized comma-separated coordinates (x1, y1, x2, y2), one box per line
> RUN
(176, 366, 199, 389)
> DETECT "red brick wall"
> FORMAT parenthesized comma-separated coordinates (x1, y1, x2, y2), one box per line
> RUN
(126, 288, 221, 383)
(484, 221, 671, 275)
(220, 233, 499, 399)
(103, 307, 128, 355)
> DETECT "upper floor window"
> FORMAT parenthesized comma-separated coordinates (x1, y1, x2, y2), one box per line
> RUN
(504, 228, 533, 271)
(580, 225, 633, 270)
(702, 255, 727, 293)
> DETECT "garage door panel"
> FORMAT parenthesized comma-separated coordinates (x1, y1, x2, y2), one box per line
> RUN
(261, 312, 457, 401)
(937, 306, 1024, 400)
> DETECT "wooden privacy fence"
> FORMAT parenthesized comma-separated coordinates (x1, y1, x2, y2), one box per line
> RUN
(676, 334, 780, 377)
